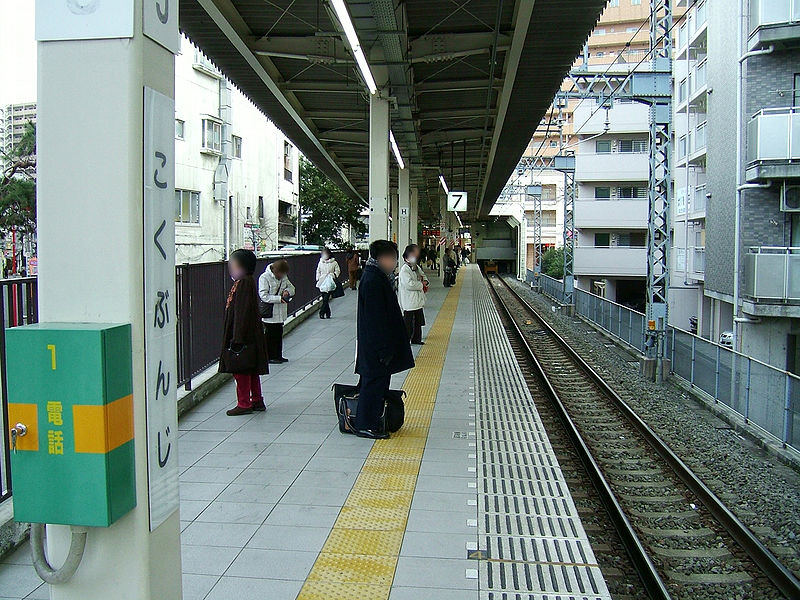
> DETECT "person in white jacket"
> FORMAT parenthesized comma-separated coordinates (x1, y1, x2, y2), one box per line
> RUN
(315, 248, 341, 319)
(259, 259, 296, 363)
(398, 244, 428, 345)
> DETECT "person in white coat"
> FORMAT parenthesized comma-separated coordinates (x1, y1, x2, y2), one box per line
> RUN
(398, 244, 428, 345)
(259, 259, 296, 363)
(315, 248, 341, 319)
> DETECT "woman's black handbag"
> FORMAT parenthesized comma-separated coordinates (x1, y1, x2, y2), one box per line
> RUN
(258, 300, 274, 319)
(331, 279, 345, 299)
(223, 343, 257, 372)
(333, 383, 405, 434)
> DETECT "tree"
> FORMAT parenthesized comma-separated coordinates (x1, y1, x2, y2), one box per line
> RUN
(541, 246, 564, 279)
(299, 157, 366, 247)
(0, 121, 37, 232)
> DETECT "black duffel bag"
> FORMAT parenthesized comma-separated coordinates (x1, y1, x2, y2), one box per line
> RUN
(333, 383, 405, 434)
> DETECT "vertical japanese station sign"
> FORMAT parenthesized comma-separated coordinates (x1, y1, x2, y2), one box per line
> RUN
(143, 87, 179, 530)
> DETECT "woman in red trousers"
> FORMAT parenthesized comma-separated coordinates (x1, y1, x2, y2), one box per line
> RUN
(219, 249, 269, 416)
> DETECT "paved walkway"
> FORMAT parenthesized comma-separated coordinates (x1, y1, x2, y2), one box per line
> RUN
(1, 269, 479, 600)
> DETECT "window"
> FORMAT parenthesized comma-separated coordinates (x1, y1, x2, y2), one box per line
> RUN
(618, 186, 647, 198)
(175, 119, 185, 140)
(618, 139, 648, 153)
(595, 187, 611, 199)
(202, 119, 221, 153)
(794, 74, 800, 107)
(549, 140, 558, 148)
(283, 141, 293, 182)
(631, 0, 641, 5)
(595, 29, 606, 36)
(232, 135, 242, 158)
(595, 233, 610, 247)
(257, 196, 264, 220)
(246, 206, 252, 221)
(175, 190, 200, 224)
(596, 140, 611, 153)
(609, 0, 619, 6)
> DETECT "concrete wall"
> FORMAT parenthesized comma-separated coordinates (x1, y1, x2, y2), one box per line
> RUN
(174, 37, 299, 264)
(703, 0, 739, 299)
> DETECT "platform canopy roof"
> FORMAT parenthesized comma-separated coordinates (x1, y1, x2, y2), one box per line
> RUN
(180, 0, 606, 219)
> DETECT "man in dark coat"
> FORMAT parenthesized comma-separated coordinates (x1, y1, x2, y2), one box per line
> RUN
(354, 240, 414, 439)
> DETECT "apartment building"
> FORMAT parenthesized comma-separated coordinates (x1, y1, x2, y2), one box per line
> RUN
(572, 92, 650, 309)
(670, 0, 800, 373)
(174, 37, 299, 264)
(670, 0, 709, 334)
(1, 102, 36, 164)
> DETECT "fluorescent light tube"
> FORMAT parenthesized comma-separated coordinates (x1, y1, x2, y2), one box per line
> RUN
(390, 131, 405, 169)
(330, 0, 378, 94)
(439, 174, 449, 195)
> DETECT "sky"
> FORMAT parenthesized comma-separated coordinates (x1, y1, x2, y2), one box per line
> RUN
(0, 2, 37, 106)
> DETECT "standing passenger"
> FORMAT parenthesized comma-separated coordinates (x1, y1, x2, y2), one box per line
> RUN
(353, 240, 414, 439)
(316, 247, 340, 319)
(346, 250, 360, 290)
(398, 244, 428, 345)
(259, 258, 295, 364)
(220, 249, 268, 416)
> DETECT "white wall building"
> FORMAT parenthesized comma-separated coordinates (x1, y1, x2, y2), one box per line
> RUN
(174, 38, 299, 264)
(1, 102, 36, 165)
(573, 89, 650, 309)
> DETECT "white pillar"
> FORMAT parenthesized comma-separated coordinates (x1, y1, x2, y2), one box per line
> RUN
(410, 187, 419, 245)
(397, 168, 410, 249)
(369, 95, 390, 242)
(36, 3, 181, 599)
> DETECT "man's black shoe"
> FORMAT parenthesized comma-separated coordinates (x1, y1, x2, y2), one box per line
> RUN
(354, 428, 389, 440)
(269, 359, 283, 364)
(411, 341, 425, 346)
(278, 357, 289, 363)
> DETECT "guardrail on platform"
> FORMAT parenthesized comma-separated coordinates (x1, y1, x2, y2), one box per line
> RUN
(0, 254, 347, 500)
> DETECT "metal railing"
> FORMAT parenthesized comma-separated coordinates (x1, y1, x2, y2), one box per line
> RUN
(744, 246, 800, 301)
(532, 280, 800, 452)
(750, 0, 800, 31)
(1, 255, 346, 500)
(747, 107, 800, 164)
(176, 251, 346, 388)
(1, 278, 39, 500)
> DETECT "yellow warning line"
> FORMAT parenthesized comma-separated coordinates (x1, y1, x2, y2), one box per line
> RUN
(297, 275, 464, 600)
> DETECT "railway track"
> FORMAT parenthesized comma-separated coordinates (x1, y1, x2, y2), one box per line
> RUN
(485, 273, 800, 600)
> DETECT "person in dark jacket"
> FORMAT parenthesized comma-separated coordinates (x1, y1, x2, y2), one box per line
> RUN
(220, 249, 269, 416)
(353, 240, 414, 439)
(443, 248, 457, 287)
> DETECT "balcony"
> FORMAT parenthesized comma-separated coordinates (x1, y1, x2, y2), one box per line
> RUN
(690, 246, 705, 278)
(573, 102, 650, 135)
(749, 0, 800, 50)
(746, 107, 800, 182)
(574, 199, 648, 229)
(690, 184, 707, 217)
(677, 121, 707, 164)
(574, 246, 647, 277)
(744, 248, 800, 316)
(575, 152, 649, 182)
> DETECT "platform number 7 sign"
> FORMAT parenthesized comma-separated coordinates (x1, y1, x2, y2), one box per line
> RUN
(447, 191, 467, 212)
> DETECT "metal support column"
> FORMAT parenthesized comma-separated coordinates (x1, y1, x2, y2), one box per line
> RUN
(554, 154, 576, 308)
(369, 94, 390, 242)
(644, 0, 673, 382)
(410, 187, 419, 245)
(397, 167, 410, 248)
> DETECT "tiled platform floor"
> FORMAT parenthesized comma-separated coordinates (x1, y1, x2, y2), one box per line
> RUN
(1, 269, 483, 600)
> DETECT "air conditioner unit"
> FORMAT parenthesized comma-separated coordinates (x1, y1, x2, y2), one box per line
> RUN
(780, 184, 800, 212)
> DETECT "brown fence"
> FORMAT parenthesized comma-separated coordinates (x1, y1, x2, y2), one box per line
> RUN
(0, 254, 348, 500)
(175, 251, 347, 389)
(1, 277, 39, 500)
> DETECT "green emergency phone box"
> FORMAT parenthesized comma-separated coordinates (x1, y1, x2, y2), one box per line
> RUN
(6, 323, 136, 526)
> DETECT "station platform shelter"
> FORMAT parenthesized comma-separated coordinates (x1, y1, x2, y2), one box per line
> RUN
(1, 266, 606, 600)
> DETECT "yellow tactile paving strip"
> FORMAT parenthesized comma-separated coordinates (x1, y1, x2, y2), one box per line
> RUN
(297, 275, 464, 600)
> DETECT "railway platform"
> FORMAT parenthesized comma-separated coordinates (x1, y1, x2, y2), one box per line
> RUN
(1, 265, 607, 600)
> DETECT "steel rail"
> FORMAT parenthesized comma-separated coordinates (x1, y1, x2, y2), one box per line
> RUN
(492, 274, 800, 599)
(485, 275, 671, 600)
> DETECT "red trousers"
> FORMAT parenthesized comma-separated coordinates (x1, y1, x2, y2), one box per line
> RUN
(233, 373, 263, 408)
